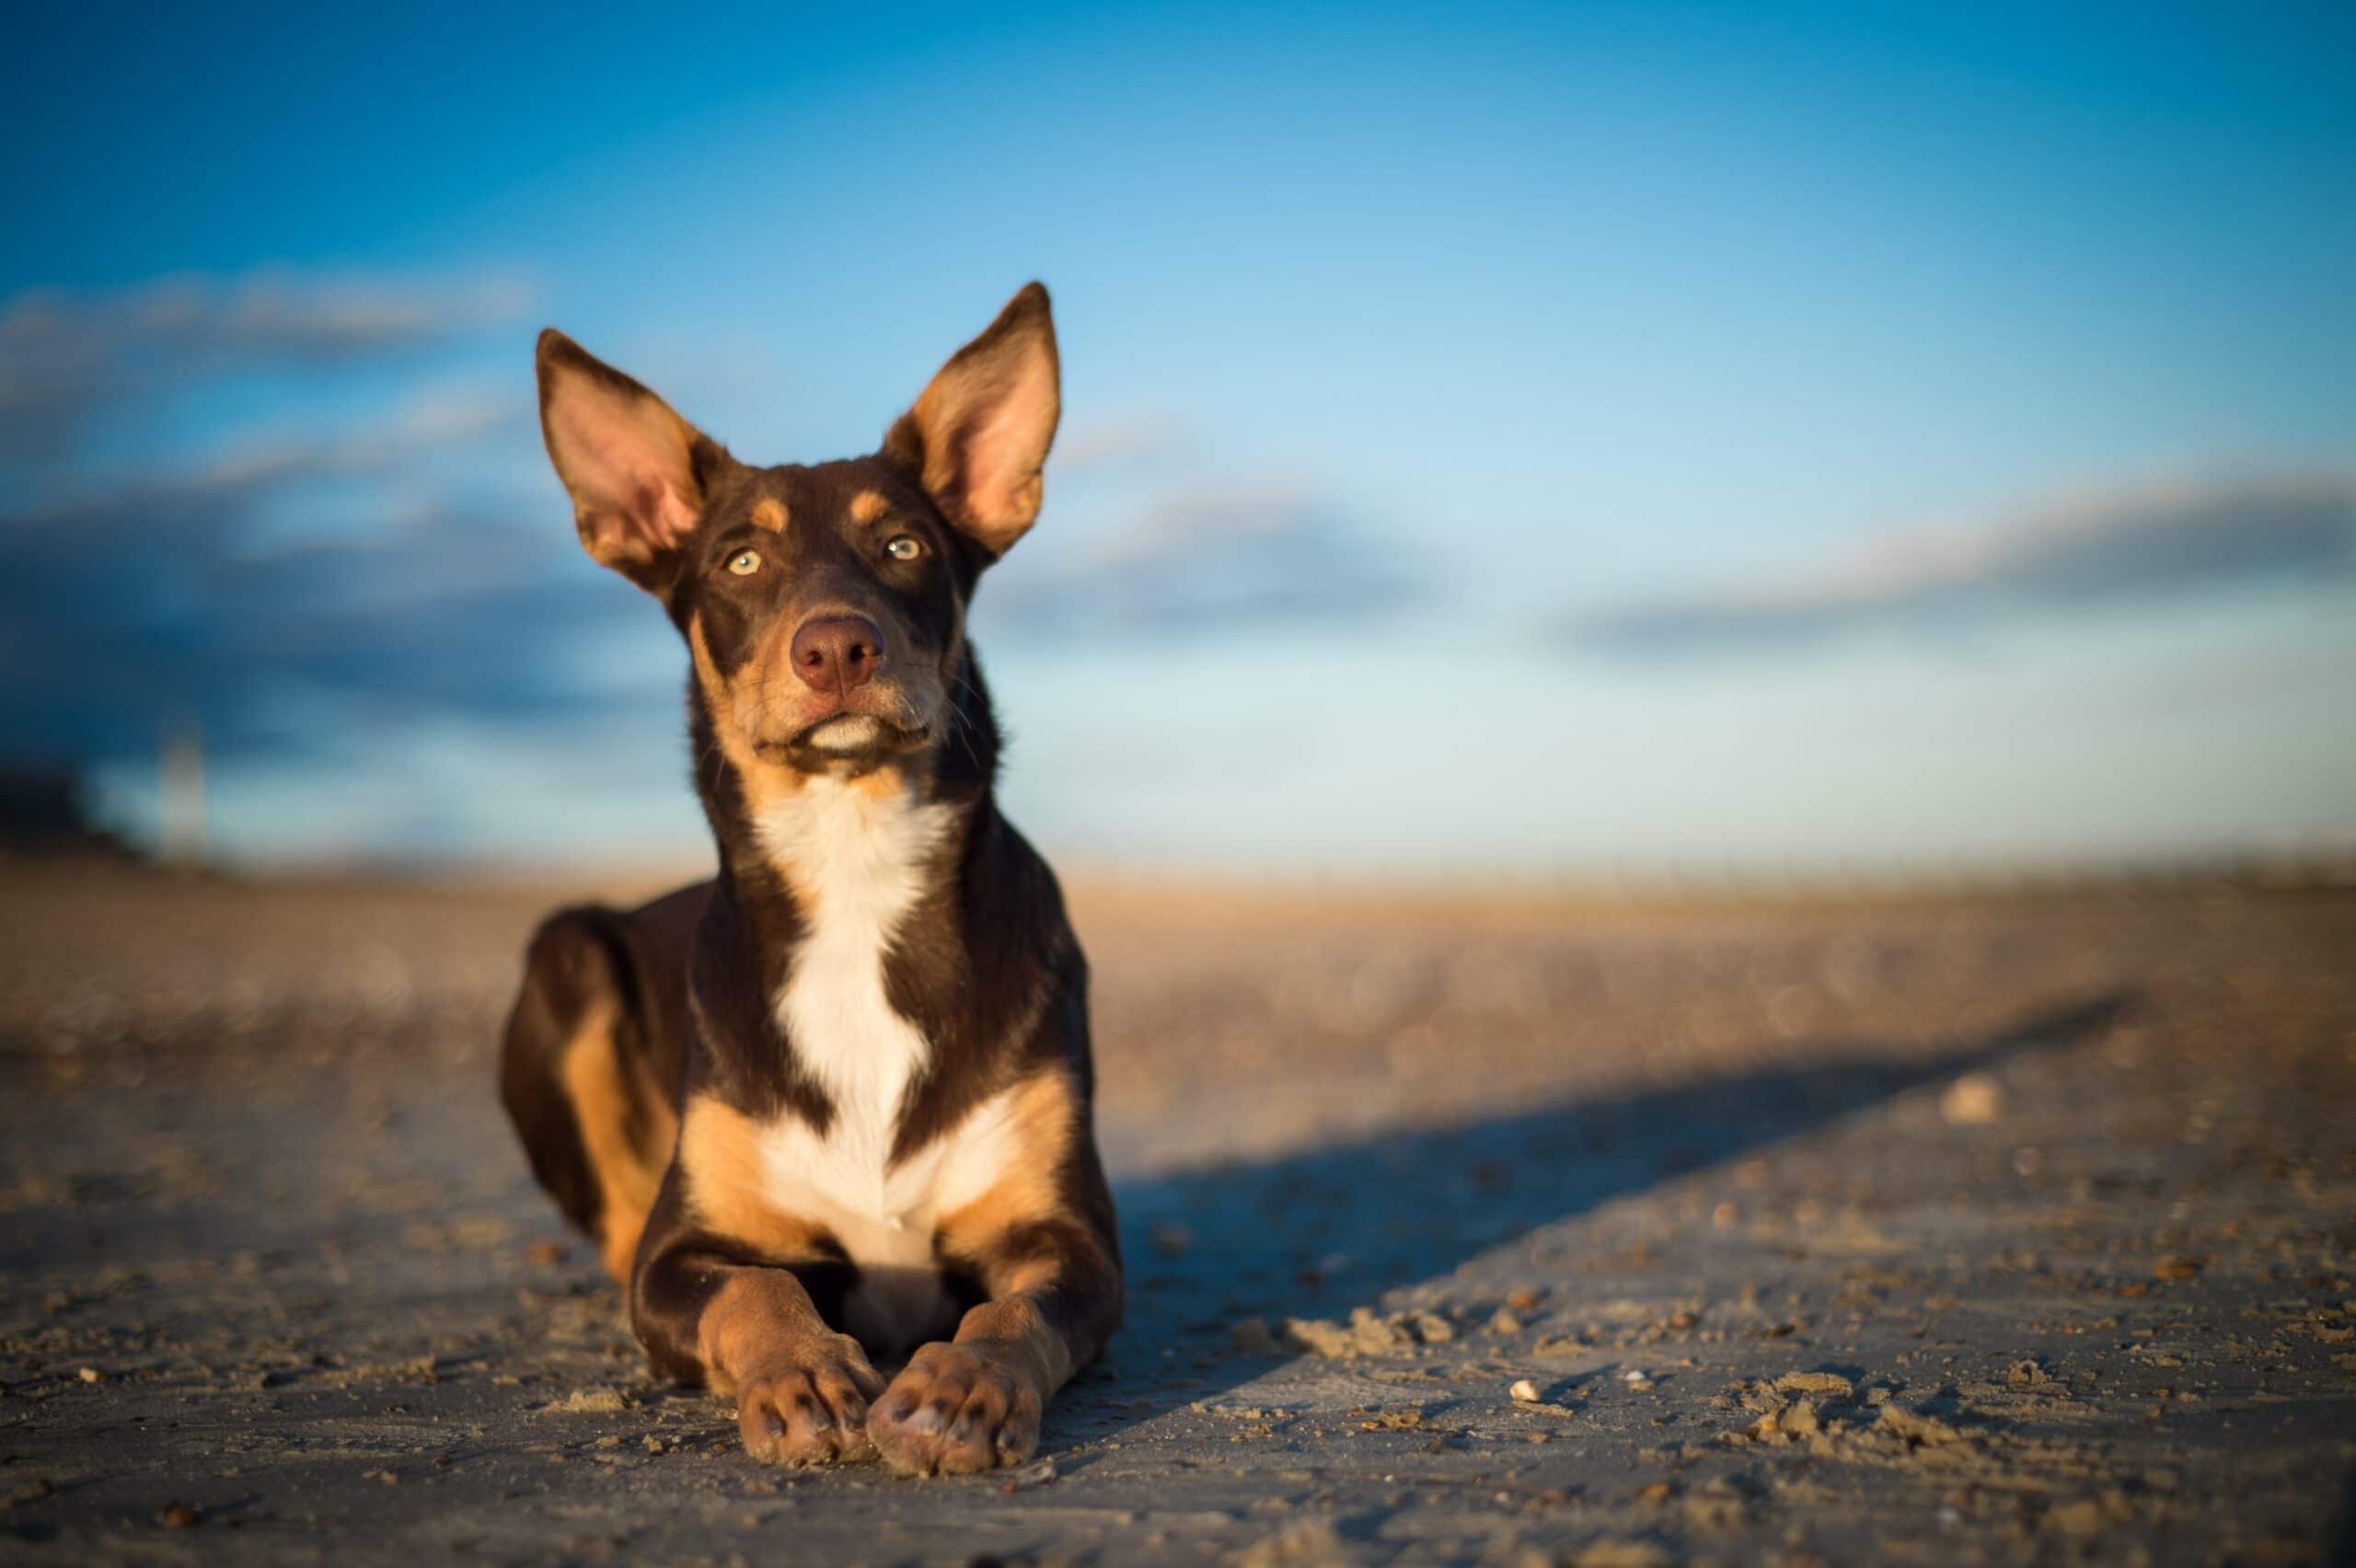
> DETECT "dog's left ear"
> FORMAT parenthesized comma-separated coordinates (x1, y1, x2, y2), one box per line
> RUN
(883, 282, 1061, 558)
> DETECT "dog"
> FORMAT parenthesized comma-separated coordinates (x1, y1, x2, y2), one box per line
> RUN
(498, 284, 1121, 1476)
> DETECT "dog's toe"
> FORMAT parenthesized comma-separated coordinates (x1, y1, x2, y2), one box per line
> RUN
(868, 1342, 1042, 1476)
(736, 1343, 885, 1466)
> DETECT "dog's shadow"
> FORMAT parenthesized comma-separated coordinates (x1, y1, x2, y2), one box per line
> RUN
(1066, 989, 2134, 1449)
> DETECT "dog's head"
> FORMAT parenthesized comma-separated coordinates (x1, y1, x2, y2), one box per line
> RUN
(535, 284, 1058, 782)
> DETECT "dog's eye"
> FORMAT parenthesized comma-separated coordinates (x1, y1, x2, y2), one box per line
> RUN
(885, 536, 923, 562)
(725, 549, 761, 577)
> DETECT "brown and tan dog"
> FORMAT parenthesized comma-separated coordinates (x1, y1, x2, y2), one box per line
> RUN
(498, 284, 1120, 1475)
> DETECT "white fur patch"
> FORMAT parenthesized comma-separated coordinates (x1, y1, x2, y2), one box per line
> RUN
(751, 774, 1017, 1351)
(753, 1091, 1035, 1352)
(754, 775, 950, 1221)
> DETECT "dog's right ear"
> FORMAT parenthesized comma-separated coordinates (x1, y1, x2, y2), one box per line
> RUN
(537, 329, 715, 591)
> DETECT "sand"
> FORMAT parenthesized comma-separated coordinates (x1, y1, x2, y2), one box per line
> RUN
(2, 863, 2351, 1563)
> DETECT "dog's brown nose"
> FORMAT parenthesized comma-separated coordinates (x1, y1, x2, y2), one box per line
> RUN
(789, 614, 886, 693)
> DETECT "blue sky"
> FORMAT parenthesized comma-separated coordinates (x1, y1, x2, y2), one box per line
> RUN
(3, 2, 2351, 873)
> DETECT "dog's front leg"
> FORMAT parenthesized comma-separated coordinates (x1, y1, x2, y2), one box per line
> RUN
(868, 1216, 1122, 1476)
(635, 1238, 886, 1466)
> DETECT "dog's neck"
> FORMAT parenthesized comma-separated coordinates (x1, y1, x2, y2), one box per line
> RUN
(689, 646, 1002, 974)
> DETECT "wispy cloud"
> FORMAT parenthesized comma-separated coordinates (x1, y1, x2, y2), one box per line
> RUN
(0, 267, 619, 794)
(1561, 474, 2356, 655)
(21, 387, 527, 511)
(983, 481, 1426, 639)
(0, 269, 532, 461)
(0, 387, 618, 773)
(1049, 409, 1199, 477)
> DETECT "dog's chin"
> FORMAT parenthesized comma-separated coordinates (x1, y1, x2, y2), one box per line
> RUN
(768, 712, 928, 774)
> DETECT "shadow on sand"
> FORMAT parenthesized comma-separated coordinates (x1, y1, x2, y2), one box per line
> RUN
(1080, 989, 2135, 1441)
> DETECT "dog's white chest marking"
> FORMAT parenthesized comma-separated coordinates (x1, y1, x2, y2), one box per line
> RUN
(750, 777, 1012, 1351)
(755, 776, 946, 1222)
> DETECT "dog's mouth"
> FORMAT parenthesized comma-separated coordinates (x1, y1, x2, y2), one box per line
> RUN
(763, 711, 930, 771)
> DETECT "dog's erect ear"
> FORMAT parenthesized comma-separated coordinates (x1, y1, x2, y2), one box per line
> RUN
(883, 282, 1061, 558)
(537, 329, 714, 591)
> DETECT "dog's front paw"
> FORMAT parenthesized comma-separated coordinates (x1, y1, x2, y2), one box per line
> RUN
(735, 1335, 886, 1467)
(866, 1341, 1044, 1476)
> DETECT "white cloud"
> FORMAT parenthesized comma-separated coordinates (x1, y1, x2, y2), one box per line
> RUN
(1562, 473, 2355, 653)
(0, 266, 536, 460)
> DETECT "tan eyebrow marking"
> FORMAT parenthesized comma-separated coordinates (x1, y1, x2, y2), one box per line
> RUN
(749, 497, 787, 532)
(848, 490, 889, 525)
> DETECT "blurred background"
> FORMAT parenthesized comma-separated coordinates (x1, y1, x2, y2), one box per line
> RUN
(3, 1, 2351, 884)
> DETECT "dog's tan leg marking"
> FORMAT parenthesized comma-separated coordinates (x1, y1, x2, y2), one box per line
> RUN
(931, 1069, 1073, 1238)
(672, 1098, 892, 1463)
(559, 1000, 676, 1285)
(698, 1272, 886, 1467)
(676, 1095, 841, 1261)
(869, 1070, 1112, 1475)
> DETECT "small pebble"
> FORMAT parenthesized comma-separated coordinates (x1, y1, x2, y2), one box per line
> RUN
(1509, 1379, 1541, 1402)
(1940, 1073, 2005, 1125)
